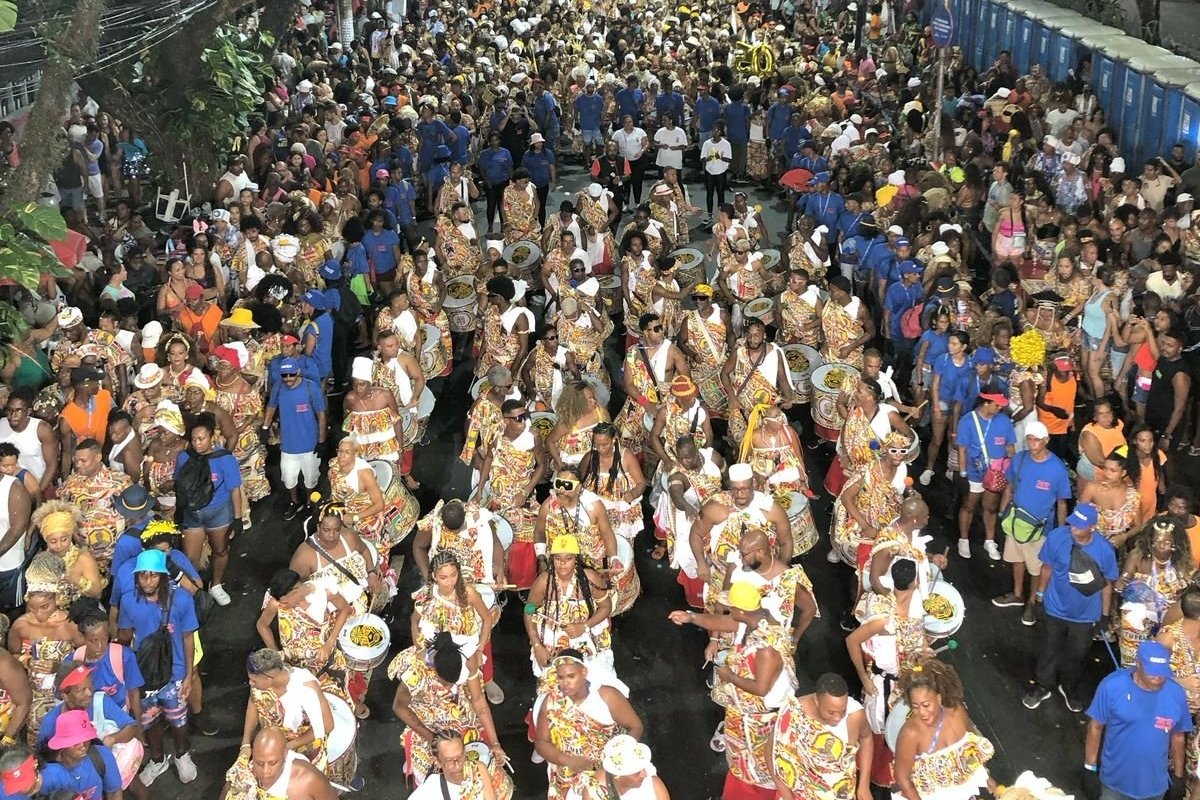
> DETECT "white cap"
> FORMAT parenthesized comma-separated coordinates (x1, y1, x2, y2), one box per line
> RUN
(1178, 193, 1194, 203)
(141, 320, 163, 348)
(587, 182, 603, 198)
(1024, 420, 1049, 440)
(907, 77, 921, 88)
(931, 241, 950, 256)
(995, 87, 1011, 98)
(577, 277, 600, 297)
(297, 79, 314, 92)
(729, 463, 754, 482)
(602, 735, 653, 778)
(887, 170, 906, 187)
(133, 363, 164, 389)
(57, 306, 83, 327)
(849, 113, 863, 125)
(865, 127, 878, 136)
(351, 356, 374, 382)
(530, 132, 545, 144)
(887, 224, 904, 235)
(1111, 157, 1126, 173)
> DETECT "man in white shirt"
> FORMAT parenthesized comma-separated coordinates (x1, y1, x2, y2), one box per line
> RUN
(1141, 159, 1179, 212)
(699, 123, 732, 224)
(653, 114, 688, 173)
(611, 114, 650, 205)
(1043, 97, 1079, 139)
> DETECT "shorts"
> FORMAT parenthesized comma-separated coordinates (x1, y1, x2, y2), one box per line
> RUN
(938, 400, 952, 414)
(1133, 375, 1151, 404)
(967, 478, 985, 494)
(1081, 328, 1104, 352)
(59, 187, 85, 211)
(179, 499, 234, 531)
(1003, 534, 1044, 575)
(580, 129, 603, 146)
(0, 566, 23, 614)
(85, 173, 104, 199)
(281, 451, 321, 489)
(141, 679, 189, 728)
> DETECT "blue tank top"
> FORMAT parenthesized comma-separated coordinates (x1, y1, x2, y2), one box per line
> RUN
(1081, 289, 1110, 340)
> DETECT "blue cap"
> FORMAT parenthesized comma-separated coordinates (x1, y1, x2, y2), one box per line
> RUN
(1137, 640, 1174, 678)
(1068, 502, 1098, 529)
(319, 259, 342, 280)
(301, 289, 327, 310)
(895, 237, 911, 248)
(383, 95, 398, 106)
(810, 171, 831, 185)
(134, 549, 169, 575)
(433, 144, 451, 160)
(973, 347, 996, 365)
(279, 359, 299, 375)
(899, 259, 921, 276)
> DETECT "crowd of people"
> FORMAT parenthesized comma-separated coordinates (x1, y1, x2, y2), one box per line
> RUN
(5, 0, 1200, 797)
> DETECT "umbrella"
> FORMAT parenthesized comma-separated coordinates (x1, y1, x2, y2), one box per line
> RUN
(778, 168, 814, 193)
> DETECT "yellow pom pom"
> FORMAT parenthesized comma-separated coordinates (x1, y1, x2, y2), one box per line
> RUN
(310, 491, 323, 504)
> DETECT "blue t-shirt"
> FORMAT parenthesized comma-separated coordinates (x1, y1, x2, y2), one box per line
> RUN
(173, 449, 241, 511)
(269, 377, 327, 454)
(41, 746, 121, 799)
(415, 119, 452, 166)
(37, 694, 135, 752)
(450, 124, 471, 164)
(362, 228, 401, 275)
(916, 329, 950, 365)
(955, 409, 1017, 481)
(1088, 668, 1191, 798)
(694, 95, 722, 132)
(394, 180, 416, 226)
(66, 644, 144, 707)
(723, 101, 750, 142)
(615, 87, 644, 122)
(478, 147, 514, 186)
(1005, 450, 1072, 524)
(110, 519, 151, 574)
(301, 311, 334, 379)
(781, 125, 812, 160)
(799, 191, 844, 233)
(1039, 527, 1119, 623)
(521, 148, 555, 188)
(574, 93, 604, 131)
(766, 102, 793, 140)
(267, 353, 321, 386)
(957, 373, 1010, 414)
(931, 353, 973, 409)
(110, 549, 200, 610)
(118, 584, 198, 683)
(884, 281, 924, 338)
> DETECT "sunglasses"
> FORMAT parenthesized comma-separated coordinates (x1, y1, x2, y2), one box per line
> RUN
(646, 324, 664, 332)
(553, 478, 579, 491)
(544, 334, 559, 340)
(506, 412, 529, 422)
(690, 294, 709, 301)
(282, 373, 300, 379)
(886, 447, 910, 455)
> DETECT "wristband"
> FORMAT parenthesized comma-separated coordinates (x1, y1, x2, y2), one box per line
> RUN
(1035, 591, 1044, 598)
(534, 542, 547, 557)
(1083, 764, 1097, 772)
(524, 602, 539, 615)
(635, 394, 648, 409)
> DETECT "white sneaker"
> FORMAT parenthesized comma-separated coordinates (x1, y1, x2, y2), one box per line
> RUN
(139, 758, 170, 786)
(484, 680, 506, 705)
(530, 750, 545, 765)
(919, 469, 934, 486)
(825, 548, 841, 563)
(983, 540, 1001, 561)
(957, 539, 971, 559)
(175, 752, 198, 784)
(209, 584, 231, 606)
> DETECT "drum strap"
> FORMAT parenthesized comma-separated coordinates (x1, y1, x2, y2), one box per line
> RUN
(306, 537, 366, 589)
(733, 346, 768, 400)
(439, 774, 452, 800)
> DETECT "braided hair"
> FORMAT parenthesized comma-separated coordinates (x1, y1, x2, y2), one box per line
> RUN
(539, 554, 597, 644)
(584, 422, 623, 495)
(428, 550, 471, 611)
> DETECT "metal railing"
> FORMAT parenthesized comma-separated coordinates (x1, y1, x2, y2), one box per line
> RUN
(1043, 0, 1200, 62)
(0, 71, 43, 120)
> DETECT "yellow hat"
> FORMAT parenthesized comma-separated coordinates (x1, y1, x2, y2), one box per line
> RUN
(219, 307, 259, 329)
(549, 534, 581, 556)
(692, 283, 714, 297)
(40, 511, 76, 537)
(720, 582, 763, 612)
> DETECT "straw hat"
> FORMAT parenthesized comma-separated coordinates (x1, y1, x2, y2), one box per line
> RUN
(220, 308, 260, 329)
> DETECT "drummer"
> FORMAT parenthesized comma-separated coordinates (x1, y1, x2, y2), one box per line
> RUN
(412, 499, 507, 588)
(776, 269, 824, 348)
(474, 277, 533, 381)
(721, 317, 795, 446)
(370, 332, 427, 482)
(541, 231, 590, 306)
(821, 276, 874, 370)
(676, 284, 733, 417)
(615, 313, 690, 459)
(863, 495, 946, 600)
(722, 529, 818, 651)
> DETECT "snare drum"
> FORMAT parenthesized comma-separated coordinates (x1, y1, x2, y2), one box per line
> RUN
(811, 363, 860, 441)
(418, 323, 449, 379)
(445, 277, 478, 333)
(338, 613, 392, 670)
(743, 296, 776, 326)
(759, 248, 782, 272)
(670, 247, 707, 286)
(610, 537, 641, 616)
(530, 411, 557, 438)
(401, 386, 437, 446)
(492, 515, 514, 551)
(885, 698, 911, 753)
(782, 344, 822, 404)
(598, 274, 622, 316)
(777, 492, 818, 556)
(922, 583, 965, 638)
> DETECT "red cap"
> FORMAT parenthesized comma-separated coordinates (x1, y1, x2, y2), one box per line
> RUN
(282, 334, 300, 345)
(1, 755, 37, 795)
(58, 663, 93, 690)
(979, 392, 1009, 407)
(185, 283, 204, 300)
(1053, 356, 1073, 370)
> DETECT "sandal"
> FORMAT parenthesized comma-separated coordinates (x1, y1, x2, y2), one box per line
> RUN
(709, 722, 726, 753)
(1189, 446, 1200, 457)
(354, 703, 371, 720)
(650, 544, 667, 561)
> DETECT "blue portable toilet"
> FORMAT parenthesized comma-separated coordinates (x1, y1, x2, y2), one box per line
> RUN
(1030, 9, 1080, 78)
(1043, 11, 1091, 82)
(1142, 62, 1200, 164)
(1119, 54, 1157, 162)
(1055, 20, 1125, 86)
(1090, 37, 1152, 141)
(1012, 11, 1035, 73)
(1084, 32, 1136, 115)
(1179, 83, 1200, 161)
(980, 0, 1007, 68)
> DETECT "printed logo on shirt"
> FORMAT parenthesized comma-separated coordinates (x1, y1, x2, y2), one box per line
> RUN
(296, 403, 311, 413)
(1035, 480, 1051, 490)
(993, 436, 1007, 445)
(1155, 716, 1176, 732)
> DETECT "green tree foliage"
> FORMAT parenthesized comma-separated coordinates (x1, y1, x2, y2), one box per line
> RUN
(0, 204, 73, 348)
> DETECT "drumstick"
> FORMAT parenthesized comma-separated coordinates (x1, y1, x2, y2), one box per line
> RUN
(481, 583, 518, 590)
(904, 400, 928, 418)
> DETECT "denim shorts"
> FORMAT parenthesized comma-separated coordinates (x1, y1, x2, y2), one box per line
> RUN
(180, 499, 234, 531)
(580, 129, 604, 146)
(1081, 328, 1104, 352)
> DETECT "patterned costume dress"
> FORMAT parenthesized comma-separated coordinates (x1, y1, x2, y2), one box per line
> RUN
(1119, 561, 1188, 666)
(685, 308, 729, 415)
(482, 430, 539, 587)
(622, 254, 656, 337)
(697, 493, 778, 614)
(558, 419, 606, 468)
(558, 311, 612, 393)
(343, 405, 402, 463)
(583, 467, 642, 616)
(387, 646, 513, 797)
(532, 573, 614, 679)
(615, 341, 672, 455)
(543, 493, 609, 571)
(461, 396, 503, 467)
(502, 183, 541, 244)
(297, 234, 331, 288)
(1097, 486, 1141, 547)
(858, 591, 929, 739)
(406, 269, 453, 374)
(778, 287, 822, 347)
(772, 693, 863, 800)
(58, 468, 132, 566)
(436, 216, 482, 279)
(411, 586, 486, 650)
(214, 385, 271, 502)
(655, 453, 724, 571)
(1162, 620, 1200, 774)
(249, 668, 358, 788)
(475, 304, 531, 379)
(540, 683, 624, 800)
(831, 462, 904, 567)
(787, 232, 830, 281)
(820, 297, 867, 369)
(271, 587, 351, 696)
(712, 622, 798, 795)
(660, 402, 709, 464)
(20, 633, 74, 747)
(327, 456, 419, 556)
(726, 343, 789, 443)
(908, 732, 994, 800)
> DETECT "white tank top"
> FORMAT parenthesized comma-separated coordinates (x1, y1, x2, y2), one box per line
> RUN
(0, 475, 24, 572)
(0, 419, 46, 481)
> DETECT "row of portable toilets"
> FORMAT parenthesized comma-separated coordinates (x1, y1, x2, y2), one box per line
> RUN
(932, 0, 1200, 164)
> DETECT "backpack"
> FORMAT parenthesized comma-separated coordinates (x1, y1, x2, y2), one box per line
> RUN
(899, 302, 925, 338)
(134, 588, 175, 691)
(173, 449, 228, 514)
(1068, 543, 1108, 597)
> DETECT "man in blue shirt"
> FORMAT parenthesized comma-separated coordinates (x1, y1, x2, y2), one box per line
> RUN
(573, 82, 605, 164)
(522, 134, 556, 226)
(361, 211, 402, 292)
(531, 77, 561, 154)
(791, 138, 827, 173)
(1085, 639, 1190, 800)
(957, 347, 1009, 414)
(782, 114, 814, 167)
(615, 76, 644, 127)
(300, 289, 334, 380)
(992, 420, 1072, 624)
(37, 663, 139, 753)
(41, 711, 124, 796)
(723, 88, 751, 181)
(447, 111, 471, 166)
(267, 333, 320, 386)
(111, 484, 157, 574)
(798, 173, 844, 237)
(0, 744, 76, 798)
(415, 105, 455, 177)
(883, 261, 924, 362)
(1024, 502, 1118, 712)
(955, 387, 1017, 560)
(765, 90, 794, 175)
(264, 360, 327, 518)
(117, 549, 199, 785)
(837, 195, 867, 241)
(693, 84, 722, 147)
(478, 132, 514, 232)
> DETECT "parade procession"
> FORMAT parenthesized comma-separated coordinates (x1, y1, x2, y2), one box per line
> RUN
(4, 0, 1200, 796)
